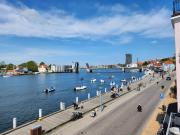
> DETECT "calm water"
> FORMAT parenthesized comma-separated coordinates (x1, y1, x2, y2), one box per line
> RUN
(0, 69, 144, 133)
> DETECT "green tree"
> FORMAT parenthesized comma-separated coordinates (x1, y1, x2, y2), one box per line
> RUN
(160, 57, 171, 63)
(26, 61, 38, 72)
(19, 63, 27, 68)
(142, 61, 149, 66)
(6, 63, 14, 70)
(40, 62, 45, 65)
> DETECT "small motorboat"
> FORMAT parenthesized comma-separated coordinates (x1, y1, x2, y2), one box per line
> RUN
(44, 87, 55, 93)
(131, 76, 136, 80)
(3, 75, 12, 78)
(91, 79, 96, 83)
(74, 86, 87, 91)
(110, 81, 115, 86)
(111, 75, 115, 78)
(100, 79, 105, 83)
(121, 79, 126, 82)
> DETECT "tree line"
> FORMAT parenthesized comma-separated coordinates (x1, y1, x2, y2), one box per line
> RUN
(0, 61, 46, 72)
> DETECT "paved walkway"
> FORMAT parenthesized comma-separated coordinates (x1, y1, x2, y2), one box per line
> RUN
(141, 76, 176, 135)
(2, 74, 158, 135)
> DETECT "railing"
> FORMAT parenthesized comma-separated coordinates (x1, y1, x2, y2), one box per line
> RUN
(166, 113, 173, 135)
(166, 113, 180, 135)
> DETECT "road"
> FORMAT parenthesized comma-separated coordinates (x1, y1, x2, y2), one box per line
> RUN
(74, 79, 173, 135)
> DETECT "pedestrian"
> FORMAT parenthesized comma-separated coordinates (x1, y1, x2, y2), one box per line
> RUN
(80, 102, 84, 109)
(157, 81, 159, 85)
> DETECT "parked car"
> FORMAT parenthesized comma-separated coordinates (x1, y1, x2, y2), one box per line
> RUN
(166, 76, 171, 81)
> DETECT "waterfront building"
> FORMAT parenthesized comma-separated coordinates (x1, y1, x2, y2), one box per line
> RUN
(38, 64, 48, 73)
(171, 0, 180, 112)
(64, 65, 73, 72)
(162, 60, 175, 72)
(15, 67, 28, 74)
(137, 62, 144, 67)
(50, 64, 56, 72)
(49, 64, 73, 73)
(147, 60, 162, 68)
(126, 63, 138, 68)
(125, 54, 132, 65)
(6, 70, 16, 75)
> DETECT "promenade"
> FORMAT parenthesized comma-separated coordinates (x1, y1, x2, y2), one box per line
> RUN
(48, 73, 173, 135)
(1, 73, 159, 135)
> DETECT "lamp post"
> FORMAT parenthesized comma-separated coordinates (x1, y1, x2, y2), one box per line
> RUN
(98, 84, 103, 112)
(99, 90, 103, 112)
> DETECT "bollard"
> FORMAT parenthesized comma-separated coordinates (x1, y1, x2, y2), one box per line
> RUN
(76, 97, 79, 104)
(39, 109, 42, 120)
(96, 91, 99, 96)
(105, 88, 107, 93)
(88, 93, 90, 99)
(13, 118, 17, 129)
(60, 102, 65, 110)
(121, 82, 124, 88)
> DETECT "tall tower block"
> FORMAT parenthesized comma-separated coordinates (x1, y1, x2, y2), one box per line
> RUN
(171, 0, 180, 112)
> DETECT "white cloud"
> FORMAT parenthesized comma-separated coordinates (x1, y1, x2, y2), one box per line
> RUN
(151, 40, 157, 44)
(104, 36, 133, 45)
(0, 2, 173, 39)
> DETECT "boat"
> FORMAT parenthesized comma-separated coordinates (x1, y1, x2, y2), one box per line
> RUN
(44, 87, 55, 93)
(130, 69, 139, 72)
(131, 76, 136, 80)
(34, 72, 40, 75)
(111, 75, 115, 78)
(110, 81, 116, 86)
(121, 79, 127, 82)
(3, 75, 11, 78)
(100, 79, 105, 83)
(91, 79, 96, 83)
(74, 86, 87, 91)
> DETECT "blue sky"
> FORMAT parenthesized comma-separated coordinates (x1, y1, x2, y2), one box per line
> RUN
(0, 0, 175, 65)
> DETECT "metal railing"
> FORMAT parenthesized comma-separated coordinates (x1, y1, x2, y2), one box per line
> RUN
(166, 113, 173, 135)
(166, 113, 180, 135)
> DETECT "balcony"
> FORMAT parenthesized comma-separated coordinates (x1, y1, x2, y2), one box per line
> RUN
(166, 113, 180, 135)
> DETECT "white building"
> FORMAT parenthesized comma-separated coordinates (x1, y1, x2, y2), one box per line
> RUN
(49, 64, 73, 72)
(126, 63, 138, 68)
(50, 64, 56, 72)
(38, 65, 48, 73)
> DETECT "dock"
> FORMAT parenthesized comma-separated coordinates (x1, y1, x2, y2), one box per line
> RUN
(1, 74, 160, 135)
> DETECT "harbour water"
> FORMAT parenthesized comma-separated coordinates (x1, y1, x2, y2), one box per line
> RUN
(0, 69, 144, 133)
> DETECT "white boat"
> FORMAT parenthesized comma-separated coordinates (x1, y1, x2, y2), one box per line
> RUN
(44, 87, 55, 93)
(34, 72, 40, 75)
(74, 86, 87, 91)
(131, 76, 136, 80)
(121, 79, 126, 82)
(111, 75, 115, 78)
(3, 75, 11, 78)
(130, 69, 139, 72)
(100, 79, 105, 83)
(91, 79, 96, 83)
(110, 81, 116, 86)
